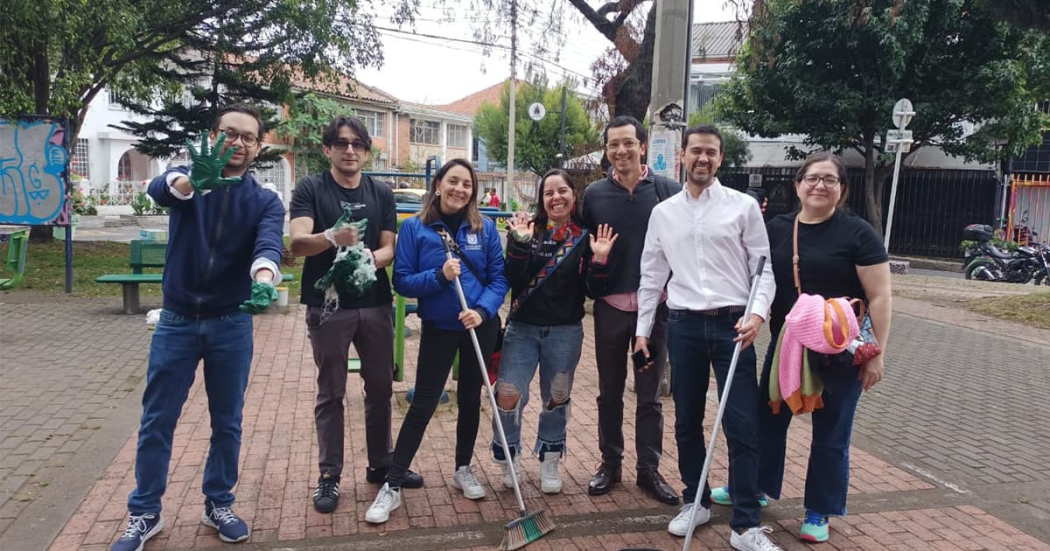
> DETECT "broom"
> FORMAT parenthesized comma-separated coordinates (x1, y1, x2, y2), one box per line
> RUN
(681, 256, 767, 551)
(437, 230, 554, 550)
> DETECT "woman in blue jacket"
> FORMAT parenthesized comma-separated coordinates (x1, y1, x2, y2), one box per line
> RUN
(365, 159, 508, 524)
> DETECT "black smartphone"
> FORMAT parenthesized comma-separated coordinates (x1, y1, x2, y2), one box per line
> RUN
(631, 349, 650, 370)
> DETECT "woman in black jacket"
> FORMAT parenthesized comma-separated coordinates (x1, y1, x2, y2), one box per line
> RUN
(489, 169, 617, 494)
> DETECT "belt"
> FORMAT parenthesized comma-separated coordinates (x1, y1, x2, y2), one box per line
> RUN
(670, 306, 745, 316)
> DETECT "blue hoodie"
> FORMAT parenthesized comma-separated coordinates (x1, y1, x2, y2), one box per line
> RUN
(393, 215, 507, 331)
(148, 167, 284, 318)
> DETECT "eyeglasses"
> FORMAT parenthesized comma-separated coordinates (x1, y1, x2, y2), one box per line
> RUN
(330, 140, 369, 153)
(801, 174, 841, 187)
(217, 128, 259, 147)
(606, 139, 640, 151)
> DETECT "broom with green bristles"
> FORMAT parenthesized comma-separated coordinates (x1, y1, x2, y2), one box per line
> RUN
(437, 230, 554, 550)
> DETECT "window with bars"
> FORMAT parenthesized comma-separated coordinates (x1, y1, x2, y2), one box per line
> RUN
(447, 124, 468, 148)
(410, 119, 440, 145)
(71, 139, 90, 180)
(358, 110, 385, 138)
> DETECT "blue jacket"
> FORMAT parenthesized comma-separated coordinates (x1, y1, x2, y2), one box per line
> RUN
(393, 215, 507, 331)
(148, 167, 285, 318)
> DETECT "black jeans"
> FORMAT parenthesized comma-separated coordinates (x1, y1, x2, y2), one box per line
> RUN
(592, 300, 667, 474)
(387, 317, 499, 488)
(667, 309, 762, 530)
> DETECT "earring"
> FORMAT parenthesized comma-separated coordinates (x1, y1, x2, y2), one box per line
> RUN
(435, 191, 440, 196)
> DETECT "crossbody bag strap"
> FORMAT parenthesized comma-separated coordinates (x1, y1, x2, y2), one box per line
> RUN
(793, 214, 802, 296)
(509, 230, 588, 316)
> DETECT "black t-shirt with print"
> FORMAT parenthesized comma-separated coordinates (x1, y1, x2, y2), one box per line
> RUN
(765, 210, 888, 336)
(290, 172, 397, 309)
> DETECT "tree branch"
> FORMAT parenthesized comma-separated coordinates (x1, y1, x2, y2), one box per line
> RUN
(567, 0, 645, 41)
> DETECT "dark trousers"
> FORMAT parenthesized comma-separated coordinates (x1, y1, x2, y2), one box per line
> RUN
(387, 317, 499, 488)
(592, 299, 667, 474)
(757, 344, 863, 516)
(307, 305, 394, 478)
(667, 309, 761, 530)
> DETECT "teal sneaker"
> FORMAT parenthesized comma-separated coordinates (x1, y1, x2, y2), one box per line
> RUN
(799, 510, 829, 543)
(709, 486, 769, 507)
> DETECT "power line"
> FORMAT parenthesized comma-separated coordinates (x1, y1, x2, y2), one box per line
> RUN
(374, 25, 597, 84)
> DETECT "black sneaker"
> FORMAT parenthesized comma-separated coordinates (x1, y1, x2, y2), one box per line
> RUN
(313, 473, 340, 513)
(366, 466, 424, 489)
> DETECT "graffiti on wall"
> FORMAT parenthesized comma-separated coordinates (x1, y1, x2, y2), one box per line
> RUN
(0, 118, 69, 225)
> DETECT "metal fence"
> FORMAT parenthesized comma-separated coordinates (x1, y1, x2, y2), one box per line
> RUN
(720, 166, 1000, 259)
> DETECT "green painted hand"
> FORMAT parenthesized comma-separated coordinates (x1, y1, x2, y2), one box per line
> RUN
(240, 281, 278, 314)
(186, 133, 241, 192)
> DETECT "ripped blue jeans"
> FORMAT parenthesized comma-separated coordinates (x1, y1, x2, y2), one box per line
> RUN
(491, 320, 583, 461)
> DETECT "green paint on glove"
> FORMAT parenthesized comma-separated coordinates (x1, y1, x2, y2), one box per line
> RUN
(186, 133, 242, 193)
(240, 280, 278, 314)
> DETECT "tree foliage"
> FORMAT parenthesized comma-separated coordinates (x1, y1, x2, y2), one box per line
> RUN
(721, 0, 1050, 234)
(474, 78, 599, 175)
(444, 0, 654, 122)
(0, 0, 415, 145)
(688, 99, 751, 169)
(979, 0, 1050, 30)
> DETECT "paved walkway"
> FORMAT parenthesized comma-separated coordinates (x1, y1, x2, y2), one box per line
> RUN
(1, 281, 1048, 550)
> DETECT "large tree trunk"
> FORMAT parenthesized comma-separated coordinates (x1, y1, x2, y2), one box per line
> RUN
(610, 1, 657, 121)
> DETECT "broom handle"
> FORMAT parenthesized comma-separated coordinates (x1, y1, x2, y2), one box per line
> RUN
(441, 233, 528, 516)
(682, 255, 766, 551)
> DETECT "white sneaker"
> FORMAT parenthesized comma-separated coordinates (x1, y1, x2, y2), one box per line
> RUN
(500, 456, 522, 489)
(451, 465, 486, 500)
(539, 455, 562, 494)
(667, 502, 711, 536)
(364, 483, 402, 524)
(730, 526, 782, 551)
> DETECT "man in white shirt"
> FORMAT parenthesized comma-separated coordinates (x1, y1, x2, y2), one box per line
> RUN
(635, 125, 779, 551)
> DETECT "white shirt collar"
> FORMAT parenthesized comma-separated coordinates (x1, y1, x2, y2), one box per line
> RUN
(683, 178, 723, 202)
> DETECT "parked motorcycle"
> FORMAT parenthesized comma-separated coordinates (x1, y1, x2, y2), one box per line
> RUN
(1032, 243, 1050, 286)
(962, 224, 1045, 284)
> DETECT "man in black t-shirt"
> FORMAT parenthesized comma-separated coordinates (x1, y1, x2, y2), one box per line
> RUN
(289, 116, 423, 515)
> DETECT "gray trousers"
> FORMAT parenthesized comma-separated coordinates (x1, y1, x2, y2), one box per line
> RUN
(592, 299, 668, 474)
(306, 305, 394, 478)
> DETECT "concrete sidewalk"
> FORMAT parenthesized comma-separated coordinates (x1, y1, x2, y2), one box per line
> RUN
(2, 291, 1049, 550)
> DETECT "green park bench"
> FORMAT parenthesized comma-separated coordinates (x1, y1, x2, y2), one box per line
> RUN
(0, 229, 29, 290)
(96, 239, 294, 314)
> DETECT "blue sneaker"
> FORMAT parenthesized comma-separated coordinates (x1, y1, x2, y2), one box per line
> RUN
(201, 501, 250, 543)
(800, 510, 829, 543)
(111, 513, 164, 551)
(710, 485, 770, 507)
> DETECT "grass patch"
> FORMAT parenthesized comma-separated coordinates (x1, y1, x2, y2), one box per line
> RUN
(0, 239, 306, 298)
(967, 292, 1050, 329)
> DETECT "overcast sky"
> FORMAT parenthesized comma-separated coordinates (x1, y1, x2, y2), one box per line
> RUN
(356, 0, 739, 105)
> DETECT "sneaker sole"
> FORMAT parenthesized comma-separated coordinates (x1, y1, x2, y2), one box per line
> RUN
(365, 501, 401, 524)
(313, 497, 339, 514)
(799, 532, 828, 543)
(200, 515, 249, 543)
(541, 484, 562, 494)
(451, 478, 486, 500)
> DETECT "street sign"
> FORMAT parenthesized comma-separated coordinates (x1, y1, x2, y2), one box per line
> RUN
(892, 98, 914, 129)
(528, 102, 546, 121)
(885, 129, 914, 153)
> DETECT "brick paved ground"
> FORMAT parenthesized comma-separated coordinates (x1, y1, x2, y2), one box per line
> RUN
(0, 298, 153, 540)
(4, 282, 1050, 551)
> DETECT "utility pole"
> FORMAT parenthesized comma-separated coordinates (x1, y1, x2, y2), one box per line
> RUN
(559, 85, 567, 168)
(647, 0, 691, 183)
(507, 0, 517, 201)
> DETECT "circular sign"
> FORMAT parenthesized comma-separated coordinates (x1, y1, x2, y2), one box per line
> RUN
(528, 102, 546, 121)
(892, 98, 914, 129)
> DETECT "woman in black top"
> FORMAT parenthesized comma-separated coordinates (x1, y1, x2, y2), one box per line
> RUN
(489, 169, 617, 495)
(711, 153, 891, 544)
